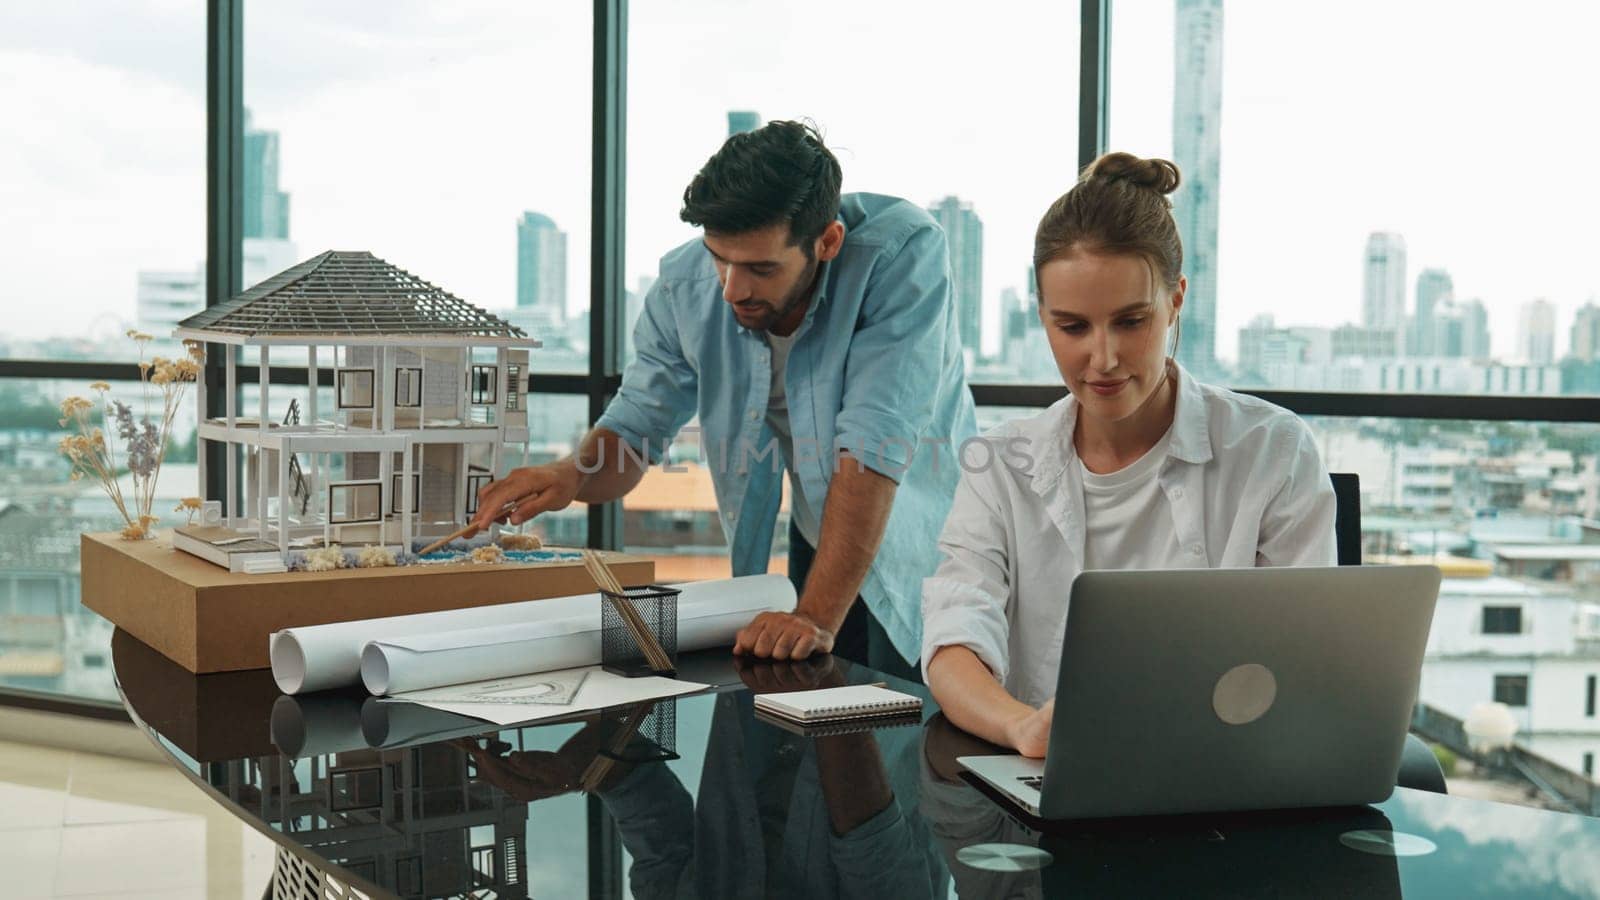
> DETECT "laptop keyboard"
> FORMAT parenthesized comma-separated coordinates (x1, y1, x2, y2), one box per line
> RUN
(1018, 775, 1043, 790)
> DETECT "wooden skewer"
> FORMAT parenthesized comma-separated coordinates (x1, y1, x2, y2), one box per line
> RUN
(584, 551, 667, 670)
(583, 550, 672, 672)
(417, 503, 518, 556)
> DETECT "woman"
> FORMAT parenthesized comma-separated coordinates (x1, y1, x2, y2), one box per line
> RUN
(921, 152, 1336, 757)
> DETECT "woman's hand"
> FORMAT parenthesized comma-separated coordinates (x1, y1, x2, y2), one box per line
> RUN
(1003, 699, 1054, 758)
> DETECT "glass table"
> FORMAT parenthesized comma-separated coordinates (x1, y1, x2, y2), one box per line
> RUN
(109, 628, 1600, 899)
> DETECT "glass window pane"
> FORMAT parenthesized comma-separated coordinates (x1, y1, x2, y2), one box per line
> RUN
(1110, 2, 1600, 396)
(243, 3, 592, 373)
(1306, 413, 1600, 786)
(0, 6, 204, 362)
(0, 376, 202, 701)
(625, 0, 1079, 382)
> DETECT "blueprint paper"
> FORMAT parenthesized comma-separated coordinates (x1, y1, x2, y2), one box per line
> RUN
(269, 574, 794, 695)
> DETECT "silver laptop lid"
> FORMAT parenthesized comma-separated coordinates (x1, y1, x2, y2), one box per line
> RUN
(1040, 565, 1440, 820)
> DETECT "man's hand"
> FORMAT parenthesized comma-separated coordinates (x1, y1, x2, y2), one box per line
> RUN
(733, 654, 844, 693)
(732, 610, 835, 660)
(1003, 699, 1054, 759)
(472, 460, 585, 532)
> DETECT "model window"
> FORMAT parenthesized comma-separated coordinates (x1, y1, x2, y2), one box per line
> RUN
(505, 364, 522, 411)
(470, 364, 497, 405)
(1587, 674, 1596, 718)
(465, 472, 494, 515)
(328, 481, 383, 523)
(395, 367, 423, 408)
(1481, 605, 1523, 635)
(1493, 674, 1529, 707)
(390, 473, 420, 514)
(337, 369, 375, 409)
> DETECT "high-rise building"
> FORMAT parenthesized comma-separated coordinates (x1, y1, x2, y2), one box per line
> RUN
(926, 196, 984, 361)
(243, 110, 290, 241)
(1520, 299, 1557, 365)
(516, 212, 567, 325)
(1413, 267, 1453, 356)
(1171, 0, 1223, 377)
(1331, 323, 1399, 361)
(727, 110, 761, 136)
(142, 110, 296, 340)
(1363, 232, 1408, 355)
(1459, 298, 1491, 360)
(1570, 301, 1600, 363)
(1237, 315, 1315, 380)
(136, 266, 205, 349)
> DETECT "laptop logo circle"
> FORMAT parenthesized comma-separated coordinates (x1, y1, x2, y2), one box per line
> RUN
(1212, 663, 1277, 725)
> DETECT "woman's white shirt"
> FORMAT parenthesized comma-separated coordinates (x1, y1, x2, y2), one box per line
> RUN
(1079, 420, 1180, 572)
(920, 363, 1337, 706)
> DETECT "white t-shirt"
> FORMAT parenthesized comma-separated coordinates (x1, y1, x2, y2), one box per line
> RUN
(766, 330, 823, 547)
(1078, 423, 1182, 572)
(921, 363, 1339, 705)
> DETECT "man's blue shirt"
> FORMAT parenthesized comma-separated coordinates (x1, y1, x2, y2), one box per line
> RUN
(596, 192, 978, 662)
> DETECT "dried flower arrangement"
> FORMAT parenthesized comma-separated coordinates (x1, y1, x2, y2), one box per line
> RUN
(59, 332, 204, 540)
(173, 496, 204, 526)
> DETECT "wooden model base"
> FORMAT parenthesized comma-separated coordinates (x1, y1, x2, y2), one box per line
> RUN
(80, 531, 652, 674)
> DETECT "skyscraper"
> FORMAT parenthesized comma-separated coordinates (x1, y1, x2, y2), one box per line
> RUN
(727, 110, 761, 136)
(1171, 0, 1223, 377)
(243, 110, 290, 241)
(516, 212, 567, 325)
(143, 109, 294, 338)
(1519, 298, 1556, 365)
(1363, 232, 1407, 354)
(926, 196, 984, 361)
(1460, 299, 1490, 360)
(1413, 267, 1453, 356)
(1571, 301, 1600, 362)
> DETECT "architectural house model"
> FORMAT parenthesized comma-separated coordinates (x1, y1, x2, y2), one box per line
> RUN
(170, 251, 540, 573)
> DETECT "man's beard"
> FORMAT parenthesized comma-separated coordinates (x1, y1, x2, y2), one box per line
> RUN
(740, 256, 820, 332)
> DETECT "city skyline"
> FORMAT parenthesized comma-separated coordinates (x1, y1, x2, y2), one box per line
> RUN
(7, 1, 1600, 374)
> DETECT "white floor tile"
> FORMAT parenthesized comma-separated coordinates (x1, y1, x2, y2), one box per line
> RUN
(65, 767, 215, 825)
(0, 826, 62, 899)
(0, 780, 70, 830)
(53, 820, 207, 896)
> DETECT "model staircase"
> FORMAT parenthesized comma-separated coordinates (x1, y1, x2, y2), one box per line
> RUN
(284, 400, 312, 516)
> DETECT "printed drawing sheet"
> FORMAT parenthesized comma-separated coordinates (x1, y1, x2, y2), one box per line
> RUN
(380, 665, 708, 726)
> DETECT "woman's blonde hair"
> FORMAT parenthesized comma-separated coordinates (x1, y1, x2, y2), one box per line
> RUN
(1033, 152, 1184, 298)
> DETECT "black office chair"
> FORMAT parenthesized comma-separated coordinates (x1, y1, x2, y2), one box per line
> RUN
(1330, 472, 1448, 795)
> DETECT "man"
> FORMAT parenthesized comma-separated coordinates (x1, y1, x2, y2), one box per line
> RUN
(472, 121, 975, 677)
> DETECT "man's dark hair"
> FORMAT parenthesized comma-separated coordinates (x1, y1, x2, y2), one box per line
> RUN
(680, 120, 842, 259)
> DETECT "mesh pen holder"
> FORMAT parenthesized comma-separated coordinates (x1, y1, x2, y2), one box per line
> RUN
(600, 584, 680, 678)
(596, 698, 679, 763)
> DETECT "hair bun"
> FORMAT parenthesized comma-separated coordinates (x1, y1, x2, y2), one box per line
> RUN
(1083, 152, 1181, 195)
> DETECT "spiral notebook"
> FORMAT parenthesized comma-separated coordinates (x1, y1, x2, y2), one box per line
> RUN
(754, 708, 923, 737)
(752, 684, 922, 725)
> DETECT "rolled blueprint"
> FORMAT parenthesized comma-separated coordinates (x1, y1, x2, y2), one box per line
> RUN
(362, 584, 785, 695)
(271, 574, 794, 696)
(269, 693, 368, 758)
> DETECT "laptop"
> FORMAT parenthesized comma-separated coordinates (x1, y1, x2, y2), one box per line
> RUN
(960, 565, 1440, 820)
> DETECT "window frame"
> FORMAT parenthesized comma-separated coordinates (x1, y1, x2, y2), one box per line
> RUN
(1493, 674, 1530, 708)
(1482, 605, 1525, 636)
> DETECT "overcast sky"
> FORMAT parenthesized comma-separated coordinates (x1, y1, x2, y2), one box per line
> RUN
(4, 1, 1598, 365)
